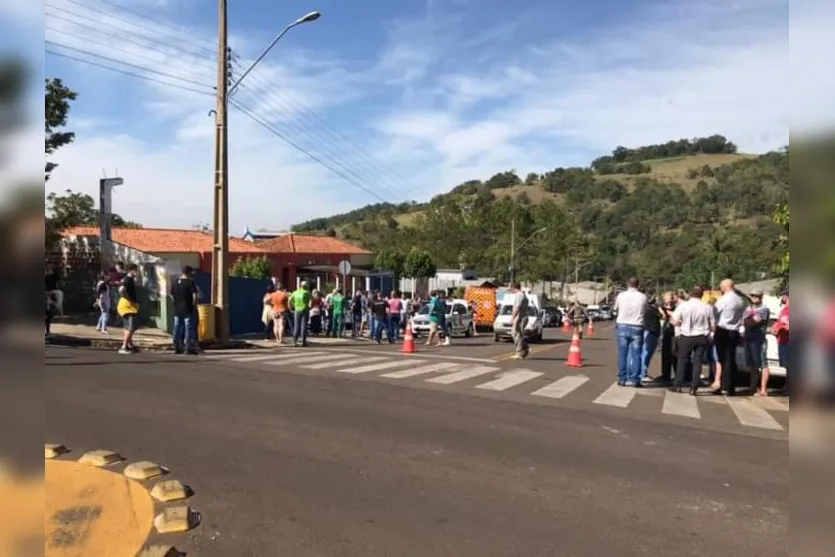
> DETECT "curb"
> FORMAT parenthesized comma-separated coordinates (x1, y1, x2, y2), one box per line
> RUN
(46, 335, 262, 351)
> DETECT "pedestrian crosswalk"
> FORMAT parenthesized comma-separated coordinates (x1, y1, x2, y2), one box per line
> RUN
(202, 351, 789, 433)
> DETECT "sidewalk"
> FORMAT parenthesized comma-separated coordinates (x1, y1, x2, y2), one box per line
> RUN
(46, 321, 355, 350)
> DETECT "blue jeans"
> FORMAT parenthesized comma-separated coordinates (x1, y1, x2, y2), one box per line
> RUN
(389, 314, 401, 341)
(173, 314, 196, 351)
(293, 310, 309, 345)
(96, 309, 109, 331)
(372, 316, 388, 342)
(617, 324, 644, 384)
(641, 330, 659, 379)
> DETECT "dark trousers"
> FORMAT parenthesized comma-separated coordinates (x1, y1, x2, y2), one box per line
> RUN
(714, 327, 740, 394)
(675, 335, 708, 389)
(659, 327, 676, 381)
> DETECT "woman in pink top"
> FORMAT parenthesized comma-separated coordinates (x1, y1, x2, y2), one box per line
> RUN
(387, 291, 403, 341)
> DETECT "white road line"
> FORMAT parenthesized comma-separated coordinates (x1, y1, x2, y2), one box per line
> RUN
(232, 352, 327, 362)
(475, 369, 543, 391)
(661, 392, 701, 419)
(338, 360, 427, 374)
(531, 375, 589, 399)
(313, 348, 496, 363)
(264, 353, 346, 367)
(381, 362, 461, 379)
(725, 397, 785, 430)
(593, 383, 637, 408)
(426, 365, 500, 385)
(302, 357, 388, 370)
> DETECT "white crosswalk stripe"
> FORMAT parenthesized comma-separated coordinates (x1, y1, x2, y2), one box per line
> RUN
(381, 362, 461, 379)
(661, 391, 701, 419)
(202, 353, 787, 433)
(593, 383, 637, 408)
(476, 370, 543, 391)
(338, 360, 428, 374)
(264, 353, 346, 366)
(531, 375, 589, 399)
(724, 397, 784, 430)
(426, 365, 499, 385)
(302, 357, 388, 370)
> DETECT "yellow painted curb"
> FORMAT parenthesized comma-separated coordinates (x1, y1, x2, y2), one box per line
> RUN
(153, 506, 199, 534)
(150, 480, 189, 502)
(124, 461, 167, 481)
(137, 544, 182, 557)
(78, 449, 123, 467)
(45, 444, 70, 459)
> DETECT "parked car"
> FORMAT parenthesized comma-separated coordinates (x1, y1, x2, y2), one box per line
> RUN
(410, 299, 475, 337)
(597, 306, 613, 320)
(542, 307, 562, 327)
(493, 303, 544, 342)
(586, 309, 601, 322)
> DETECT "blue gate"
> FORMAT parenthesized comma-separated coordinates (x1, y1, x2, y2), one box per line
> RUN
(193, 273, 271, 337)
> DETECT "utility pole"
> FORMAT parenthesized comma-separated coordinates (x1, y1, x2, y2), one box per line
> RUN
(211, 0, 231, 342)
(509, 216, 515, 284)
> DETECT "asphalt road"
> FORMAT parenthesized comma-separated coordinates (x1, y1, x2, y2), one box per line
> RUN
(45, 342, 788, 557)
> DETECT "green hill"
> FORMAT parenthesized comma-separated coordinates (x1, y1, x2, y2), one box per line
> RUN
(292, 135, 788, 289)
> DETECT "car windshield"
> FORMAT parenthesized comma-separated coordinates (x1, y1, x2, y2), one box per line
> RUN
(418, 303, 453, 315)
(499, 305, 513, 316)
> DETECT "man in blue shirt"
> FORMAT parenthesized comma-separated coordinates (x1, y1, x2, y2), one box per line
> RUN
(744, 289, 771, 395)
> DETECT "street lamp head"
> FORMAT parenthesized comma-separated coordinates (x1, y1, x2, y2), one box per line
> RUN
(294, 11, 321, 25)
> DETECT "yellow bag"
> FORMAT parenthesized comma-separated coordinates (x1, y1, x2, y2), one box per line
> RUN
(117, 297, 139, 316)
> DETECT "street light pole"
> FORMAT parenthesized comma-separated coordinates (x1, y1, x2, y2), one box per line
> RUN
(212, 0, 230, 342)
(509, 218, 547, 286)
(210, 6, 321, 343)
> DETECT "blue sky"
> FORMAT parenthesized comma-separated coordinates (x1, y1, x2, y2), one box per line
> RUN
(4, 0, 830, 231)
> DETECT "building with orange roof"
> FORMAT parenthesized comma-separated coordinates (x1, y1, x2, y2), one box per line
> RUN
(61, 226, 377, 291)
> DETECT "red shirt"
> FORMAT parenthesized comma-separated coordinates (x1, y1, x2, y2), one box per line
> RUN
(774, 303, 790, 345)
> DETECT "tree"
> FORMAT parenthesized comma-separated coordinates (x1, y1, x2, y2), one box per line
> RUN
(374, 248, 407, 283)
(773, 203, 789, 288)
(229, 255, 271, 279)
(45, 78, 77, 181)
(404, 248, 436, 279)
(45, 189, 142, 249)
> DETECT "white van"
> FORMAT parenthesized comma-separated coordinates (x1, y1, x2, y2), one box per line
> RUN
(492, 292, 544, 342)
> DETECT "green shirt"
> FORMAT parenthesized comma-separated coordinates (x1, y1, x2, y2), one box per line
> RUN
(331, 294, 345, 314)
(290, 288, 311, 312)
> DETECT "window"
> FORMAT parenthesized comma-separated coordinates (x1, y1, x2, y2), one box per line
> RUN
(499, 304, 513, 316)
(454, 304, 467, 315)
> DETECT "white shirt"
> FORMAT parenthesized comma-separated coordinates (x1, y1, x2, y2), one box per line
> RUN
(714, 290, 744, 331)
(614, 288, 647, 327)
(672, 298, 715, 337)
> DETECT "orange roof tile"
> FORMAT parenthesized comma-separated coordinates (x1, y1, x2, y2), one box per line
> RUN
(257, 233, 370, 255)
(62, 226, 265, 254)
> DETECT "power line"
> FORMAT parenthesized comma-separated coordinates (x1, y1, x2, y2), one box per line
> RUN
(45, 25, 215, 82)
(46, 49, 215, 96)
(231, 99, 393, 204)
(46, 41, 213, 89)
(49, 0, 216, 57)
(49, 0, 415, 203)
(45, 6, 216, 70)
(231, 69, 412, 202)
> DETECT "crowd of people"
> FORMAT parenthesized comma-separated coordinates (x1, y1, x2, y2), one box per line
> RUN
(612, 277, 790, 397)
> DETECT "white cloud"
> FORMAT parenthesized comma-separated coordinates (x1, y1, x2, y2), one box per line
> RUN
(30, 0, 831, 232)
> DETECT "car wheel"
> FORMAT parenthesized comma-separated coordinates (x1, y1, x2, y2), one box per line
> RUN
(493, 334, 499, 343)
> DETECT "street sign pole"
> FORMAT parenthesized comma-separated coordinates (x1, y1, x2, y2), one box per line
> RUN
(338, 260, 351, 293)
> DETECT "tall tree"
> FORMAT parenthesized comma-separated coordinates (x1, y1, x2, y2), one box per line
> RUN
(374, 248, 407, 284)
(404, 249, 436, 279)
(45, 78, 77, 181)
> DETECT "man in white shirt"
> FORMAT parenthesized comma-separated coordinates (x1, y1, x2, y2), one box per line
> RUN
(669, 285, 716, 394)
(613, 277, 648, 386)
(714, 278, 745, 396)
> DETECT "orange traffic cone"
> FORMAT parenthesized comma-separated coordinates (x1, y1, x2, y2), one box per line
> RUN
(586, 319, 595, 336)
(565, 332, 583, 367)
(562, 317, 570, 333)
(401, 323, 416, 354)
